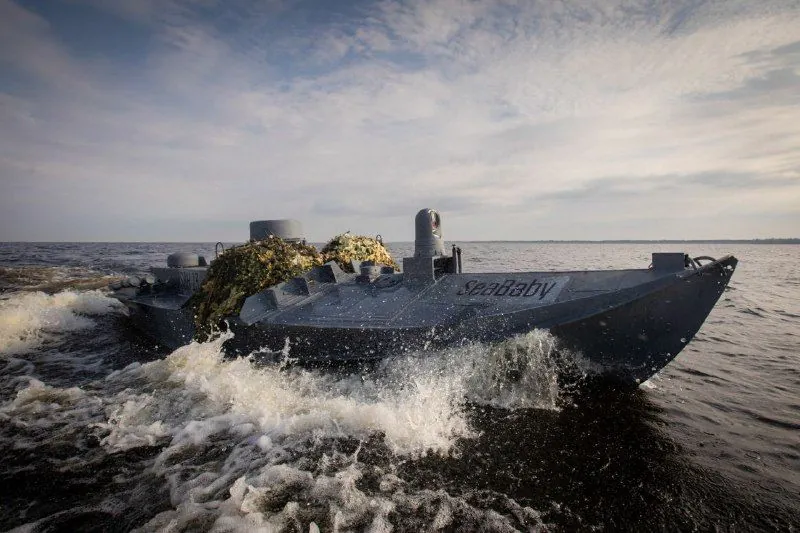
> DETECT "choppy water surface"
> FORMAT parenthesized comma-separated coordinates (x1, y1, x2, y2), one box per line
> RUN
(0, 242, 797, 532)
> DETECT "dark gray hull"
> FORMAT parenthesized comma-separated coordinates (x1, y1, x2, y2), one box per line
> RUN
(115, 255, 736, 386)
(118, 293, 195, 349)
(551, 255, 737, 384)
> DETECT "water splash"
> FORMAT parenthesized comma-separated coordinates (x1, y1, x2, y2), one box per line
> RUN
(464, 329, 562, 410)
(1, 322, 561, 530)
(101, 331, 473, 457)
(78, 329, 561, 529)
(0, 290, 123, 355)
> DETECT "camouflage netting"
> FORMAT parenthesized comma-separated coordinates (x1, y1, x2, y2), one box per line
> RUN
(190, 233, 398, 340)
(190, 237, 322, 340)
(321, 233, 399, 273)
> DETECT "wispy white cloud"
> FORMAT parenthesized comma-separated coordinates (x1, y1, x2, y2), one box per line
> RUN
(1, 0, 798, 241)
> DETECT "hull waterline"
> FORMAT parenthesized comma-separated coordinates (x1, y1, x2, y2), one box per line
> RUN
(109, 208, 737, 388)
(116, 256, 736, 386)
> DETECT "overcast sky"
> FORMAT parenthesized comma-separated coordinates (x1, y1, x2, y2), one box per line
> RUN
(1, 0, 799, 242)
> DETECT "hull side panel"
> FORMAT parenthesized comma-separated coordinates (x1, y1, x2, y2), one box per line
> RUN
(113, 256, 736, 387)
(551, 257, 736, 383)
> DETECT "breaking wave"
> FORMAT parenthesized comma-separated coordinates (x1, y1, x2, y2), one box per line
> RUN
(101, 328, 564, 458)
(1, 326, 563, 530)
(0, 290, 123, 355)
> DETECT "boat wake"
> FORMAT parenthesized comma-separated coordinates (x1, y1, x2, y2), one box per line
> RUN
(0, 289, 123, 356)
(0, 288, 568, 531)
(0, 265, 121, 294)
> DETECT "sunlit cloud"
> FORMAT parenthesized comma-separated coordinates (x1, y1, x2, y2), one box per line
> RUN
(1, 0, 798, 241)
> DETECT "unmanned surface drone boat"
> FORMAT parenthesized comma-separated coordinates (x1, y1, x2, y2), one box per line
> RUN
(110, 208, 737, 385)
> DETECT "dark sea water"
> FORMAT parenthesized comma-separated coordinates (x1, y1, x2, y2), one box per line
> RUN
(0, 242, 798, 532)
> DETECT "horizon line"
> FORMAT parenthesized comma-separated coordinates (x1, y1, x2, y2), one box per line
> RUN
(2, 238, 799, 244)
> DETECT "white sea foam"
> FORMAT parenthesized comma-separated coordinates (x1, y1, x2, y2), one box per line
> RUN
(9, 377, 85, 403)
(91, 331, 557, 530)
(100, 332, 474, 457)
(1, 326, 556, 530)
(0, 290, 122, 355)
(0, 378, 106, 454)
(101, 329, 563, 454)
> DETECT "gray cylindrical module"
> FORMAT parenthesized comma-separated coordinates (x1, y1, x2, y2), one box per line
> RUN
(167, 252, 201, 268)
(249, 219, 305, 242)
(414, 208, 445, 257)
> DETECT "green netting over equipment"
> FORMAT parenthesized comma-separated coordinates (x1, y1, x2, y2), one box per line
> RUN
(321, 233, 399, 273)
(190, 237, 322, 339)
(190, 233, 397, 339)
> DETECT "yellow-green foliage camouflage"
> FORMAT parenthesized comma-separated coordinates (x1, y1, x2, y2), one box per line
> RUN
(321, 233, 399, 273)
(190, 237, 322, 339)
